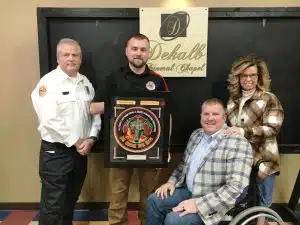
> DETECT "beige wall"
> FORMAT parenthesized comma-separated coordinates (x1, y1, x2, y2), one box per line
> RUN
(1, 0, 300, 204)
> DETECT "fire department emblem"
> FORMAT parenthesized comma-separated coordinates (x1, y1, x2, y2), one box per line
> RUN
(114, 107, 161, 153)
(146, 81, 156, 91)
(38, 86, 47, 97)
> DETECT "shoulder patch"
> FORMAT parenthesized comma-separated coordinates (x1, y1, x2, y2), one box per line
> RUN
(150, 70, 169, 91)
(146, 81, 156, 91)
(38, 86, 47, 97)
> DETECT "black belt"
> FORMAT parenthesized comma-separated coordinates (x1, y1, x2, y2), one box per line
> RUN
(42, 140, 76, 151)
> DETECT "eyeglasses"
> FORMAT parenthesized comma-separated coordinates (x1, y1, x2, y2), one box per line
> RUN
(240, 73, 258, 79)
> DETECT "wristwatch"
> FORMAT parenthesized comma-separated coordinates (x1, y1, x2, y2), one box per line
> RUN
(89, 136, 98, 142)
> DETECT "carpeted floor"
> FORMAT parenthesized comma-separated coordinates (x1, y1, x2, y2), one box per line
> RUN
(0, 210, 139, 225)
(0, 210, 296, 225)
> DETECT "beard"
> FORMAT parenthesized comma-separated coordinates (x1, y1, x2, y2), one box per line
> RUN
(129, 58, 147, 69)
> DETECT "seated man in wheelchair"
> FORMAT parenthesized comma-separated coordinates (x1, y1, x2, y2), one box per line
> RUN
(147, 98, 253, 225)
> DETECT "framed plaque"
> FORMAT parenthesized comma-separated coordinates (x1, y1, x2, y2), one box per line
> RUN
(104, 92, 170, 168)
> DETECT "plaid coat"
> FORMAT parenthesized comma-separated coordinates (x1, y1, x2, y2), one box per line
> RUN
(226, 90, 284, 176)
(168, 126, 253, 225)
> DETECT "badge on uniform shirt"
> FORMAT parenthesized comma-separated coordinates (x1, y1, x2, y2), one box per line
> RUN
(38, 86, 47, 97)
(85, 86, 90, 95)
(146, 81, 156, 91)
(62, 91, 69, 95)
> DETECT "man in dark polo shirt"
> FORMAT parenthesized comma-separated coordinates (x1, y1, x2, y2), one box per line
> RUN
(90, 33, 169, 225)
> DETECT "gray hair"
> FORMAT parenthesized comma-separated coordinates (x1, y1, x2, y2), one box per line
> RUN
(56, 38, 82, 58)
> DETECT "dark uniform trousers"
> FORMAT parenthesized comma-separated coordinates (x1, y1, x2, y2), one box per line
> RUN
(38, 140, 87, 225)
(108, 167, 161, 225)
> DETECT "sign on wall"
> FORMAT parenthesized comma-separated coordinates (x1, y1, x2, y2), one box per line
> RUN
(140, 7, 208, 77)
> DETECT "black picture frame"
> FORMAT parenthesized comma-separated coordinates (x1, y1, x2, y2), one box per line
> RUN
(104, 91, 170, 168)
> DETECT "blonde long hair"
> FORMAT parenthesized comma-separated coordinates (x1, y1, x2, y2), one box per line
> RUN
(227, 54, 271, 100)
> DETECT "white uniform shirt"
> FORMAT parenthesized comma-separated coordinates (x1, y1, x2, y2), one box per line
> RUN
(31, 66, 101, 147)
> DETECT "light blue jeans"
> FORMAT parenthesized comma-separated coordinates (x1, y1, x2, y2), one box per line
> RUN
(147, 186, 204, 225)
(258, 174, 276, 207)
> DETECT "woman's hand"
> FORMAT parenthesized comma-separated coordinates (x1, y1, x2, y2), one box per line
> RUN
(224, 126, 243, 136)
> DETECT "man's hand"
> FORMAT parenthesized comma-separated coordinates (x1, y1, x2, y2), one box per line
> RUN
(74, 138, 85, 149)
(154, 182, 175, 200)
(76, 138, 95, 155)
(90, 102, 104, 115)
(172, 199, 198, 217)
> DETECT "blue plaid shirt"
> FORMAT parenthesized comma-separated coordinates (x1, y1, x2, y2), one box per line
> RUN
(186, 132, 216, 191)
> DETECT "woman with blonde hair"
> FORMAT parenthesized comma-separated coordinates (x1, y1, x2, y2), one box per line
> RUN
(225, 55, 284, 225)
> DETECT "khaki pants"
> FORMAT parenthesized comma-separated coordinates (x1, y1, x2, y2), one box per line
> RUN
(108, 167, 161, 225)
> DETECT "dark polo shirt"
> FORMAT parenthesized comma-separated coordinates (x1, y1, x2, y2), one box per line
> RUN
(93, 65, 169, 102)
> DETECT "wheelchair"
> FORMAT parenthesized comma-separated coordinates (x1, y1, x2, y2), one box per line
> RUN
(219, 160, 285, 225)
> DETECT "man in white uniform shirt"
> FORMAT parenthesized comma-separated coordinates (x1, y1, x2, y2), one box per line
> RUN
(31, 38, 101, 225)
